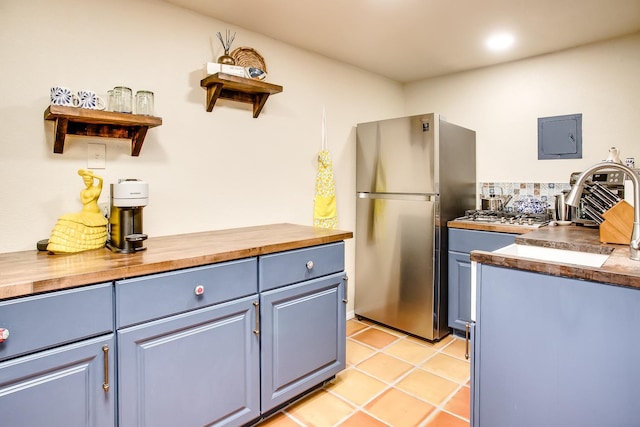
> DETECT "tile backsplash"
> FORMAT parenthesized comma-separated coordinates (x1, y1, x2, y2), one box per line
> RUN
(479, 181, 572, 212)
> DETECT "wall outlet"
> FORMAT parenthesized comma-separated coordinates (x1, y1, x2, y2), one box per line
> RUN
(88, 143, 106, 169)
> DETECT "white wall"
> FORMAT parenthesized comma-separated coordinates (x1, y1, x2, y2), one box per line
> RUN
(2, 1, 638, 316)
(405, 32, 640, 184)
(0, 0, 404, 261)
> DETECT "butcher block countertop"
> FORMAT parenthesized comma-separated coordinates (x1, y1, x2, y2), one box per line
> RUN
(0, 223, 353, 300)
(470, 225, 640, 289)
(447, 219, 539, 234)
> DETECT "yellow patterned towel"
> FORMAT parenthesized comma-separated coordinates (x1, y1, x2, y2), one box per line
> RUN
(314, 149, 337, 229)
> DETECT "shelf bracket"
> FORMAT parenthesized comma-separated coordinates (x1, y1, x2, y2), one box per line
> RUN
(53, 118, 69, 154)
(130, 126, 148, 156)
(205, 83, 224, 112)
(252, 93, 270, 119)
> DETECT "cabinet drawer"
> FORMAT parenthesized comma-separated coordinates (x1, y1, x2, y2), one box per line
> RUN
(259, 242, 345, 291)
(448, 228, 516, 253)
(116, 257, 257, 328)
(0, 282, 113, 362)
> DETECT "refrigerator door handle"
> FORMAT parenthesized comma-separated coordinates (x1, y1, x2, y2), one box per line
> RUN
(356, 192, 434, 201)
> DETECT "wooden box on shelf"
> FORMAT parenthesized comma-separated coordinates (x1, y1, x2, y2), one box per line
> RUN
(44, 105, 162, 156)
(200, 72, 283, 118)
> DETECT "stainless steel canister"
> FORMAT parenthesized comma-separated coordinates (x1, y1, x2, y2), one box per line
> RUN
(555, 191, 571, 221)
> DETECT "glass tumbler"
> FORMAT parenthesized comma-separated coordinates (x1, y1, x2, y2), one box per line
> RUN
(113, 86, 132, 113)
(107, 90, 114, 111)
(135, 90, 154, 116)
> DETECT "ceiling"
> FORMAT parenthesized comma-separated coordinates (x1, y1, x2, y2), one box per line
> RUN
(164, 0, 640, 83)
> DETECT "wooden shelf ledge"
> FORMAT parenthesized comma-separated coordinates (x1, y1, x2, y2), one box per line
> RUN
(44, 105, 162, 156)
(200, 73, 283, 118)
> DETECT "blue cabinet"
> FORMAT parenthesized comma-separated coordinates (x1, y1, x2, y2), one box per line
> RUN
(0, 283, 115, 427)
(472, 265, 640, 427)
(0, 335, 115, 426)
(117, 295, 260, 427)
(116, 242, 347, 425)
(0, 240, 347, 427)
(116, 258, 259, 427)
(448, 228, 515, 330)
(261, 272, 346, 411)
(259, 242, 345, 292)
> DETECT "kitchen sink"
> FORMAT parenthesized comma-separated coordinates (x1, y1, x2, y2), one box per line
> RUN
(493, 243, 610, 268)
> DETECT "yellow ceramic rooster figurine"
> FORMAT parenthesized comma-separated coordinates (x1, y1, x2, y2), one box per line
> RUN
(47, 170, 108, 254)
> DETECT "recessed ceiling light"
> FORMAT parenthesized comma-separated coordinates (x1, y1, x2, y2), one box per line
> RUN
(486, 33, 515, 51)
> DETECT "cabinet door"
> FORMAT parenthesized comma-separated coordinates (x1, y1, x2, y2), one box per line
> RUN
(448, 229, 516, 332)
(474, 265, 640, 427)
(117, 295, 260, 427)
(261, 272, 346, 412)
(448, 251, 472, 329)
(0, 335, 115, 427)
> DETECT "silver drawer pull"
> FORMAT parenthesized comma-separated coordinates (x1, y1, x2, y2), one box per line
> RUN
(465, 323, 470, 360)
(0, 328, 9, 343)
(102, 345, 110, 392)
(253, 301, 260, 336)
(194, 284, 205, 296)
(306, 261, 314, 270)
(343, 275, 349, 303)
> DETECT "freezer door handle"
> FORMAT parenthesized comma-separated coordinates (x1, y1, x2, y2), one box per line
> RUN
(357, 192, 434, 201)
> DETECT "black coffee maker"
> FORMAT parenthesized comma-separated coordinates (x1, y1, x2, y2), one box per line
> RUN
(107, 179, 148, 253)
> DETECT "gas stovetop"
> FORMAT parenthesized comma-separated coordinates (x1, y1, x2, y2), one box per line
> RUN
(454, 210, 550, 228)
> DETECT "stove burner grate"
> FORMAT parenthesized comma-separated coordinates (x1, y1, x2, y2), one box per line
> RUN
(457, 209, 550, 226)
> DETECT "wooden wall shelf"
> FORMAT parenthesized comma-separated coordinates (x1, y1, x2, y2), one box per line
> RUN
(200, 73, 283, 118)
(44, 105, 163, 156)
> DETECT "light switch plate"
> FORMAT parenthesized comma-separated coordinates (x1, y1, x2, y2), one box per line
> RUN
(88, 143, 106, 169)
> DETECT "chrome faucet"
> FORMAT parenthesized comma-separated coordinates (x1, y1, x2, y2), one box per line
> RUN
(565, 162, 640, 261)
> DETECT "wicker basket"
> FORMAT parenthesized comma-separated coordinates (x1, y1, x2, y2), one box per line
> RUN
(230, 47, 267, 72)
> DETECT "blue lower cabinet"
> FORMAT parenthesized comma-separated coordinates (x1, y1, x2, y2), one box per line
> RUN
(448, 251, 473, 330)
(117, 295, 260, 427)
(473, 265, 640, 427)
(0, 242, 348, 427)
(0, 282, 115, 427)
(260, 272, 347, 412)
(448, 228, 516, 330)
(0, 334, 115, 427)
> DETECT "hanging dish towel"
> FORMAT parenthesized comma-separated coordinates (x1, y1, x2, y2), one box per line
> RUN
(314, 108, 337, 229)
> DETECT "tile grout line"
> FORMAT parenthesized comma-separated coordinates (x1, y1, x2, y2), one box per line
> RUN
(274, 320, 470, 427)
(336, 322, 470, 426)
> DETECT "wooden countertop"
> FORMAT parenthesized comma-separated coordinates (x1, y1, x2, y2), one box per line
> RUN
(447, 219, 539, 234)
(470, 225, 640, 289)
(0, 223, 353, 300)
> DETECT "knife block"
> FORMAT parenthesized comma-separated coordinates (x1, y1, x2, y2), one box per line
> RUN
(600, 200, 634, 244)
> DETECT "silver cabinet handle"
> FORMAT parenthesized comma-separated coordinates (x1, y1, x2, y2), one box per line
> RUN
(343, 275, 349, 303)
(306, 260, 314, 270)
(465, 323, 470, 360)
(253, 301, 260, 336)
(102, 345, 110, 392)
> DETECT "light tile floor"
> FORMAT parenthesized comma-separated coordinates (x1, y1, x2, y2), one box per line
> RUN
(257, 318, 470, 427)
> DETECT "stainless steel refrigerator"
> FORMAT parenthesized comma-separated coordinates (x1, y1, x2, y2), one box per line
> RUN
(355, 113, 476, 341)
